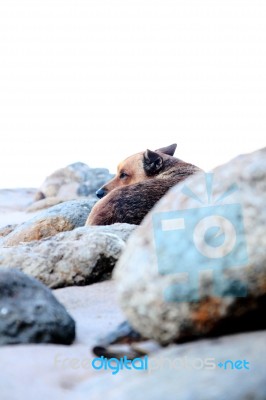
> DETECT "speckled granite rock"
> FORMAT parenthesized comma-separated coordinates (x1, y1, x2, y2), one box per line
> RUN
(1, 199, 96, 246)
(114, 147, 266, 344)
(0, 224, 136, 288)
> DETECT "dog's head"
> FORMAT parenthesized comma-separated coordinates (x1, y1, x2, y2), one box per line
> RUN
(96, 143, 177, 198)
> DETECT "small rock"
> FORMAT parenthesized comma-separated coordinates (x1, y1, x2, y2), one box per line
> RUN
(0, 224, 136, 288)
(0, 268, 75, 345)
(26, 197, 64, 213)
(1, 199, 96, 246)
(35, 162, 114, 201)
(114, 147, 266, 344)
(0, 224, 17, 237)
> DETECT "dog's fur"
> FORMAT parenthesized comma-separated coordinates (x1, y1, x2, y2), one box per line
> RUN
(86, 144, 200, 225)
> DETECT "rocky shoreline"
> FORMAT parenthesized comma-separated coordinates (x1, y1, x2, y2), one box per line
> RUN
(0, 152, 265, 399)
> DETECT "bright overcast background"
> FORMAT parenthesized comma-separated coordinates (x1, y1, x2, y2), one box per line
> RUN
(0, 1, 265, 188)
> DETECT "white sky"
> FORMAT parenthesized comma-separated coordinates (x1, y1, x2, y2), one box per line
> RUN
(0, 0, 265, 189)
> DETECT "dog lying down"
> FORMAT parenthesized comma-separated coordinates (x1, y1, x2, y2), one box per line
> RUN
(86, 144, 200, 226)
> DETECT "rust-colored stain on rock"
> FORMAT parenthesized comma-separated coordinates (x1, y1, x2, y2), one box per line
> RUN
(190, 297, 223, 333)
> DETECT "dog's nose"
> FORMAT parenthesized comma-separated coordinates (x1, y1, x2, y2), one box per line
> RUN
(96, 188, 106, 199)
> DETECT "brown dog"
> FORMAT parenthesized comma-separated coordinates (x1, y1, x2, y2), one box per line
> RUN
(86, 144, 200, 225)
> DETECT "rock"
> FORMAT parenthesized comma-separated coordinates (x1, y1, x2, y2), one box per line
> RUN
(74, 330, 266, 400)
(1, 199, 96, 246)
(0, 268, 75, 345)
(114, 147, 266, 344)
(0, 224, 136, 288)
(35, 162, 114, 202)
(26, 197, 64, 212)
(0, 224, 17, 237)
(92, 320, 146, 360)
(77, 168, 115, 197)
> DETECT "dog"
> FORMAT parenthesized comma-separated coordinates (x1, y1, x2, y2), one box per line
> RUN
(86, 144, 200, 225)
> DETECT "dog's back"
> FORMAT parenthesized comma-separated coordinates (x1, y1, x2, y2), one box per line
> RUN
(86, 144, 200, 225)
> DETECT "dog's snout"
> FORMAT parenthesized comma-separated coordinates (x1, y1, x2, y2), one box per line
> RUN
(96, 188, 106, 199)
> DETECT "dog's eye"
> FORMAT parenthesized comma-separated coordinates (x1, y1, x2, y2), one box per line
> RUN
(120, 172, 128, 179)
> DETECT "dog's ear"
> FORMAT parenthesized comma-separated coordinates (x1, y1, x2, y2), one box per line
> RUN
(156, 143, 177, 156)
(143, 149, 163, 175)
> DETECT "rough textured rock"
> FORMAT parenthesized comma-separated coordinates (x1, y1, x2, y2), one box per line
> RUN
(0, 268, 75, 345)
(35, 162, 114, 201)
(26, 197, 64, 212)
(74, 330, 266, 400)
(0, 224, 17, 237)
(114, 147, 266, 344)
(76, 168, 114, 197)
(1, 199, 96, 246)
(0, 224, 136, 288)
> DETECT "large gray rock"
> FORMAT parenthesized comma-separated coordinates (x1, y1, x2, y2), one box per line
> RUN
(35, 162, 114, 201)
(0, 224, 136, 288)
(0, 268, 75, 345)
(74, 330, 266, 400)
(114, 147, 266, 344)
(1, 199, 96, 246)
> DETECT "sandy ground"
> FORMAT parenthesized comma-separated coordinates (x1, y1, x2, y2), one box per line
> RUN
(0, 189, 129, 398)
(0, 188, 40, 228)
